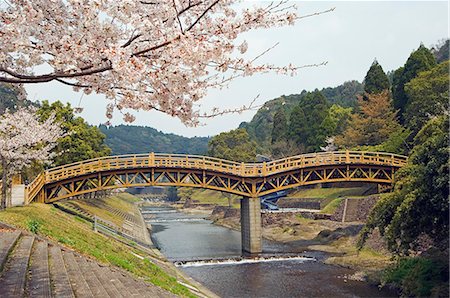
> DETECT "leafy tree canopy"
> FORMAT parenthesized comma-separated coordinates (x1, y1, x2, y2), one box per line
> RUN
(208, 128, 256, 162)
(359, 115, 449, 254)
(99, 125, 209, 155)
(335, 91, 401, 148)
(404, 61, 450, 136)
(37, 101, 111, 166)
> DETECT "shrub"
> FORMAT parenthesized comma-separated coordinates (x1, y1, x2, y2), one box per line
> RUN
(27, 219, 41, 234)
(383, 256, 449, 297)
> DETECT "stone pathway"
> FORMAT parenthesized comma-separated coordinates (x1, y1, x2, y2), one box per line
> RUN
(0, 228, 175, 298)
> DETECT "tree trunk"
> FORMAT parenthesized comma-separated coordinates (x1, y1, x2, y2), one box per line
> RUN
(1, 157, 7, 210)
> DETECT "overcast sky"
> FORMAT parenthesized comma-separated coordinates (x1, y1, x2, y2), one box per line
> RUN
(24, 1, 449, 137)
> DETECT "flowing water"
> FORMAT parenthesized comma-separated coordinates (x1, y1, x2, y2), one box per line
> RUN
(145, 206, 396, 297)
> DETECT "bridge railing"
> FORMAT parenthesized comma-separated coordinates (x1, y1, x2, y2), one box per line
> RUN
(40, 151, 407, 184)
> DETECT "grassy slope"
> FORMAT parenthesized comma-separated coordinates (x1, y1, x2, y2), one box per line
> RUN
(186, 187, 370, 212)
(0, 204, 194, 297)
(68, 193, 141, 226)
(287, 187, 371, 213)
(183, 189, 240, 208)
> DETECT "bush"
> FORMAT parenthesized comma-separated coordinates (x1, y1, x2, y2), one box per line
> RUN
(383, 256, 449, 297)
(27, 219, 41, 234)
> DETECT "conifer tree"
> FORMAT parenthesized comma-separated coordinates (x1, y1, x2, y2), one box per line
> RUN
(364, 60, 390, 95)
(392, 45, 436, 121)
(271, 108, 288, 144)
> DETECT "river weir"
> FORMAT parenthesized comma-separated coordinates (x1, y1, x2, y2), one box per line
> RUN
(144, 205, 395, 297)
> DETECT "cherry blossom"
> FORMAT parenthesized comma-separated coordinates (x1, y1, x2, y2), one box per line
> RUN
(0, 1, 332, 125)
(0, 107, 64, 209)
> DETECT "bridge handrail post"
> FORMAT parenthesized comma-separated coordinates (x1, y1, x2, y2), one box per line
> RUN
(149, 152, 155, 166)
(241, 162, 245, 175)
(262, 162, 267, 176)
(346, 150, 350, 163)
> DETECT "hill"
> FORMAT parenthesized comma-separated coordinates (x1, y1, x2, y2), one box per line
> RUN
(239, 80, 363, 152)
(99, 124, 209, 155)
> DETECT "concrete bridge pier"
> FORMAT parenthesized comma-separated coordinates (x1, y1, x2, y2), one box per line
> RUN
(240, 197, 262, 254)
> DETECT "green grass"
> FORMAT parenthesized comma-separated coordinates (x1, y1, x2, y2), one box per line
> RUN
(183, 188, 240, 208)
(288, 187, 369, 199)
(67, 193, 142, 226)
(0, 204, 194, 297)
(320, 198, 344, 214)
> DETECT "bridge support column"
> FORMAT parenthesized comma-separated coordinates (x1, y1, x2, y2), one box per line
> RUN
(240, 197, 262, 254)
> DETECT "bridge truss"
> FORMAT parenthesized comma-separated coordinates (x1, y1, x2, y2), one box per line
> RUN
(26, 151, 407, 204)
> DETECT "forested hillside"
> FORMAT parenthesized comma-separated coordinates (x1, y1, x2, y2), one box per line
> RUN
(99, 125, 209, 155)
(239, 80, 363, 153)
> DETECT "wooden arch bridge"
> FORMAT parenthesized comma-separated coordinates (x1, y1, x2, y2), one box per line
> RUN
(25, 151, 407, 254)
(26, 151, 407, 204)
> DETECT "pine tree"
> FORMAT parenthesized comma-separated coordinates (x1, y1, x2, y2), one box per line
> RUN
(271, 108, 288, 144)
(288, 105, 307, 149)
(364, 60, 390, 95)
(392, 45, 437, 122)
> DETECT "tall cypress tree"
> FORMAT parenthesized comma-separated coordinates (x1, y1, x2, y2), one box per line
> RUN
(271, 108, 288, 144)
(364, 60, 390, 94)
(288, 105, 307, 148)
(392, 45, 436, 122)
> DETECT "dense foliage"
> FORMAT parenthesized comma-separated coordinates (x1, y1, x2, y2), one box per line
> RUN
(239, 81, 363, 153)
(335, 91, 401, 148)
(99, 125, 209, 155)
(0, 83, 37, 113)
(404, 61, 450, 136)
(207, 128, 256, 162)
(38, 101, 111, 166)
(364, 60, 390, 95)
(392, 45, 436, 122)
(359, 115, 449, 253)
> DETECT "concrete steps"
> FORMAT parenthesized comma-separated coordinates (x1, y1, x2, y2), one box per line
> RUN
(0, 229, 175, 297)
(0, 235, 34, 297)
(28, 240, 51, 297)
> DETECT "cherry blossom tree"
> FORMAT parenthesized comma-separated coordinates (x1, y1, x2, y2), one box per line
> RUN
(0, 107, 63, 209)
(0, 1, 331, 126)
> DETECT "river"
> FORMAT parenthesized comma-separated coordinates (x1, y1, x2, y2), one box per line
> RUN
(144, 206, 395, 297)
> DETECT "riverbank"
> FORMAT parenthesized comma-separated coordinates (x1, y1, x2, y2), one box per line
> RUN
(168, 199, 392, 287)
(147, 204, 397, 297)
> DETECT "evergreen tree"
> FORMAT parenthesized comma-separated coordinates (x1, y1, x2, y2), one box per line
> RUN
(300, 91, 330, 152)
(271, 108, 288, 144)
(287, 91, 329, 153)
(364, 60, 390, 95)
(392, 45, 436, 121)
(335, 91, 401, 148)
(288, 105, 307, 150)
